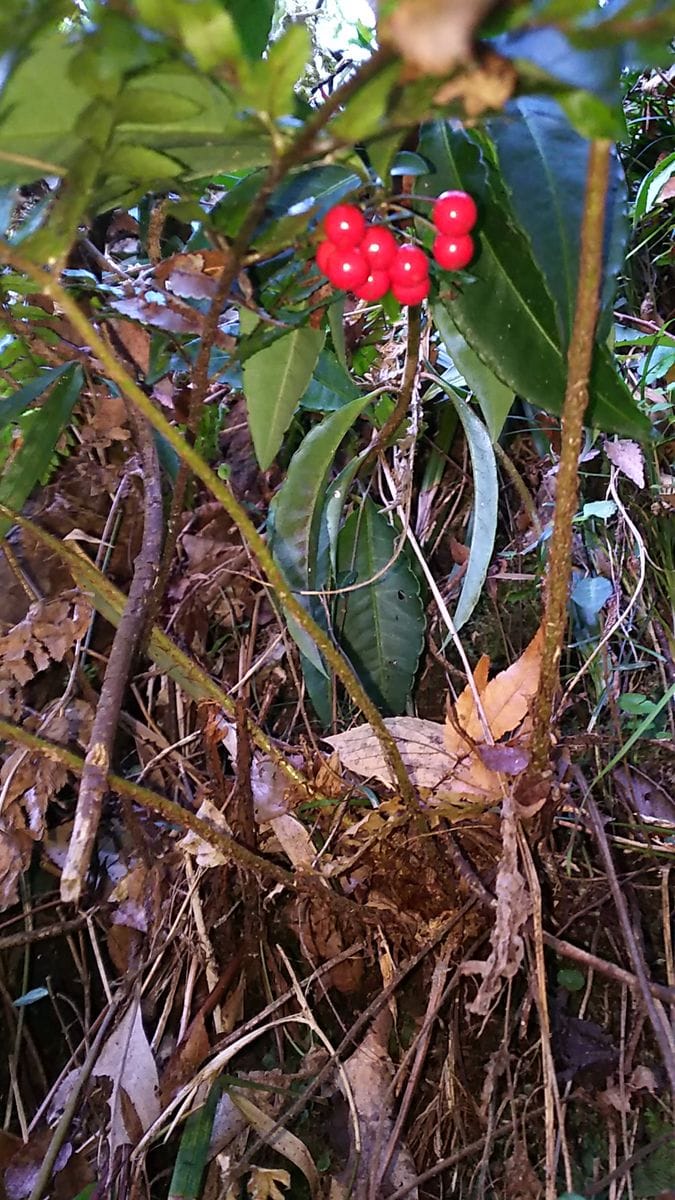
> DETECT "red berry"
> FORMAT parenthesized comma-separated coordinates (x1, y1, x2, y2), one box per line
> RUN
(432, 233, 474, 271)
(352, 269, 390, 302)
(323, 204, 366, 248)
(389, 243, 429, 287)
(390, 277, 430, 305)
(316, 239, 336, 275)
(433, 190, 478, 236)
(360, 226, 398, 270)
(325, 247, 369, 290)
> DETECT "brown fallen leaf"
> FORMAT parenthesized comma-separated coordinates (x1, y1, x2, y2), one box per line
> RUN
(604, 437, 645, 488)
(91, 999, 160, 1162)
(326, 626, 543, 805)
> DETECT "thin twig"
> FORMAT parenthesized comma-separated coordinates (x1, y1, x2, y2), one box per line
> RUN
(359, 303, 421, 476)
(60, 413, 163, 902)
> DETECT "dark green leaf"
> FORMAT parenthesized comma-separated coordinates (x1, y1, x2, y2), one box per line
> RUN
(488, 97, 628, 343)
(0, 364, 83, 538)
(0, 363, 77, 430)
(634, 150, 675, 223)
(271, 393, 374, 593)
(225, 0, 274, 59)
(390, 151, 431, 177)
(337, 499, 425, 714)
(241, 314, 325, 468)
(419, 122, 650, 440)
(299, 351, 361, 412)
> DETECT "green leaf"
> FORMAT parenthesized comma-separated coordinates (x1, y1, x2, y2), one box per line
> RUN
(270, 394, 374, 693)
(0, 363, 77, 430)
(418, 122, 650, 441)
(433, 305, 513, 441)
(0, 364, 83, 538)
(0, 30, 90, 183)
(299, 351, 361, 413)
(330, 61, 400, 142)
(336, 499, 425, 714)
(168, 1082, 219, 1200)
(634, 150, 675, 223)
(488, 97, 628, 344)
(242, 24, 310, 121)
(241, 314, 325, 469)
(271, 393, 374, 594)
(558, 88, 625, 140)
(115, 87, 202, 125)
(225, 0, 274, 59)
(430, 374, 498, 633)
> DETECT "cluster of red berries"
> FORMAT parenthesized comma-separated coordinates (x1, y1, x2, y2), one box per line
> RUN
(314, 191, 478, 306)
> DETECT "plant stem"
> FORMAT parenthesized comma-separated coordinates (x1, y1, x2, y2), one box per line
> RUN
(60, 412, 163, 902)
(359, 302, 422, 475)
(523, 139, 612, 822)
(0, 245, 415, 805)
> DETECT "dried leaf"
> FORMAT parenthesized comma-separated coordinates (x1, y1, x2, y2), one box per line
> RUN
(0, 591, 92, 686)
(179, 798, 230, 868)
(246, 1167, 291, 1200)
(462, 791, 531, 1016)
(446, 625, 544, 752)
(333, 1018, 418, 1197)
(604, 438, 645, 488)
(92, 999, 160, 1161)
(231, 1092, 318, 1197)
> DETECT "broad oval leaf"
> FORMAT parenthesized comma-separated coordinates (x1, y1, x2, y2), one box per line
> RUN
(419, 122, 650, 440)
(336, 499, 425, 714)
(0, 364, 83, 538)
(431, 374, 498, 633)
(241, 315, 325, 469)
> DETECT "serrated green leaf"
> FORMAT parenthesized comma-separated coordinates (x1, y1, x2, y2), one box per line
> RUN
(418, 122, 650, 441)
(0, 30, 90, 183)
(336, 499, 425, 714)
(430, 374, 498, 633)
(241, 314, 325, 468)
(116, 87, 202, 125)
(433, 305, 513, 441)
(488, 97, 628, 343)
(0, 364, 83, 538)
(634, 150, 675, 223)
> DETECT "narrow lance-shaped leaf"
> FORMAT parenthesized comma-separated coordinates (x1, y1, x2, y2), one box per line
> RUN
(419, 122, 650, 440)
(241, 311, 325, 469)
(487, 96, 628, 343)
(336, 498, 425, 714)
(0, 364, 83, 539)
(270, 392, 375, 687)
(433, 304, 513, 442)
(431, 373, 498, 634)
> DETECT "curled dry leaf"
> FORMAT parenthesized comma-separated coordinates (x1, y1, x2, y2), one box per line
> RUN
(0, 591, 92, 687)
(462, 790, 531, 1016)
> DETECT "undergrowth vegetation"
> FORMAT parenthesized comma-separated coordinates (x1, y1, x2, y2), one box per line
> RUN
(0, 2, 673, 1198)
